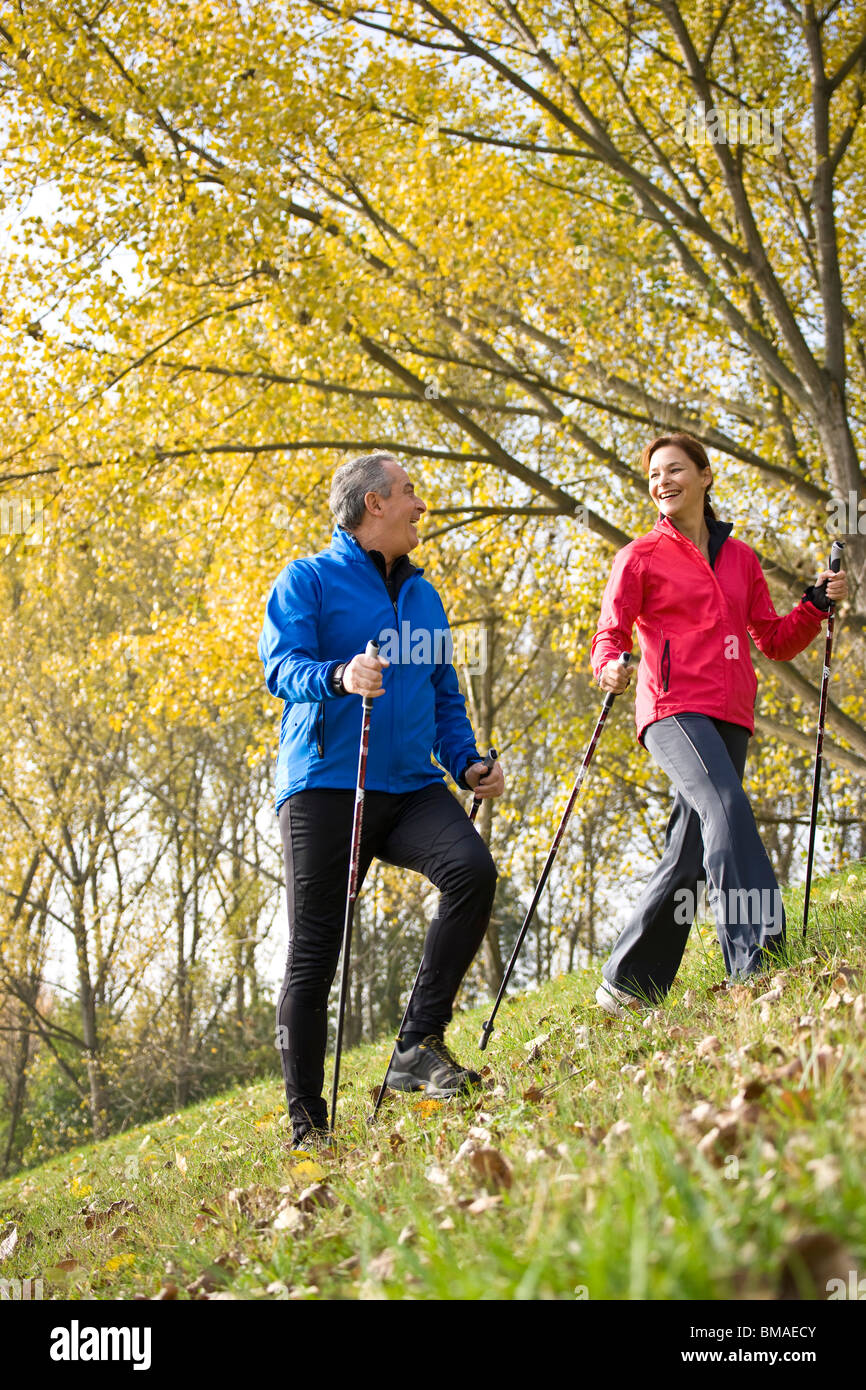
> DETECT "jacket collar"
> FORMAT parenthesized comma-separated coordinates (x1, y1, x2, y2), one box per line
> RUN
(654, 513, 733, 565)
(330, 525, 424, 576)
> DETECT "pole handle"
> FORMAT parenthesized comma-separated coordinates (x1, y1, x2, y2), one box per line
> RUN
(812, 540, 844, 609)
(362, 638, 380, 712)
(601, 651, 633, 711)
(469, 748, 498, 823)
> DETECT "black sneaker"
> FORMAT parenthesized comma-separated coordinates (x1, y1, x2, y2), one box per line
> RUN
(385, 1035, 481, 1098)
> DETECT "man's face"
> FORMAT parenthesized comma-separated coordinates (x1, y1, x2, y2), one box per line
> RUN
(371, 460, 427, 553)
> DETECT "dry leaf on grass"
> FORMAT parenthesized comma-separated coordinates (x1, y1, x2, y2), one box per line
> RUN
(696, 1035, 722, 1057)
(295, 1183, 337, 1213)
(0, 1225, 18, 1261)
(467, 1194, 502, 1215)
(523, 1033, 549, 1063)
(456, 1144, 513, 1191)
(82, 1199, 139, 1231)
(602, 1120, 632, 1149)
(367, 1248, 398, 1282)
(805, 1156, 842, 1193)
(754, 987, 782, 1006)
(425, 1165, 452, 1189)
(273, 1205, 309, 1235)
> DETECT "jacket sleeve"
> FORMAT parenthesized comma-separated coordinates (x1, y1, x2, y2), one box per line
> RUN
(591, 545, 644, 677)
(258, 560, 342, 703)
(746, 551, 825, 660)
(429, 598, 480, 788)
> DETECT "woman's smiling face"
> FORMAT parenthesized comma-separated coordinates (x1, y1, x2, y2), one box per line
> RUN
(647, 444, 712, 521)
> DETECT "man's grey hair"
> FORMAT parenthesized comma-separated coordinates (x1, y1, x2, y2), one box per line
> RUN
(329, 452, 397, 530)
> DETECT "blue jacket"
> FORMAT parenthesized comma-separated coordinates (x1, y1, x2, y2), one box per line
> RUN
(258, 527, 481, 811)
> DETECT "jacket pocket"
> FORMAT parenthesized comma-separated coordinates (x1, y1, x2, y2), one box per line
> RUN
(313, 701, 325, 757)
(660, 638, 671, 694)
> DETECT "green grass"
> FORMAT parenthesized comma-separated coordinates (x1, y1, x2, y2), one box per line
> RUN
(2, 864, 865, 1301)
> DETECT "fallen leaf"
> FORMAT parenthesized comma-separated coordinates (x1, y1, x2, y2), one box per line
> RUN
(806, 1156, 842, 1193)
(467, 1194, 502, 1215)
(153, 1282, 179, 1300)
(775, 1088, 816, 1121)
(464, 1146, 513, 1191)
(696, 1035, 721, 1057)
(522, 1084, 545, 1104)
(523, 1033, 549, 1063)
(754, 987, 782, 1006)
(425, 1165, 451, 1188)
(726, 984, 751, 1003)
(289, 1159, 325, 1181)
(273, 1205, 308, 1234)
(0, 1226, 18, 1261)
(773, 1057, 804, 1081)
(176, 1153, 188, 1175)
(689, 1101, 716, 1130)
(602, 1120, 632, 1149)
(295, 1183, 337, 1213)
(367, 1248, 398, 1282)
(45, 1260, 85, 1284)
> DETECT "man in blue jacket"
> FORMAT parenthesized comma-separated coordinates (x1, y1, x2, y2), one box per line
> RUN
(259, 452, 505, 1148)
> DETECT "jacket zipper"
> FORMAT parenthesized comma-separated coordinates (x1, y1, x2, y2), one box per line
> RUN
(661, 637, 671, 694)
(314, 701, 325, 757)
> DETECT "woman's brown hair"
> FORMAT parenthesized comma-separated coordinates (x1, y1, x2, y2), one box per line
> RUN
(640, 433, 717, 522)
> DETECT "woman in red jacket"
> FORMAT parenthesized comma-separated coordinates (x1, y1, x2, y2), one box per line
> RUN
(591, 433, 847, 1016)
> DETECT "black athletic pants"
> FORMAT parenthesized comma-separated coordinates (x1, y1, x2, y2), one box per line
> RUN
(277, 781, 497, 1133)
(603, 714, 786, 1002)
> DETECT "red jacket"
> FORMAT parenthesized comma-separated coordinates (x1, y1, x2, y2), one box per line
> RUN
(591, 517, 827, 742)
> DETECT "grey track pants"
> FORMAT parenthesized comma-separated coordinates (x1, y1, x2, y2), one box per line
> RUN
(603, 714, 785, 1001)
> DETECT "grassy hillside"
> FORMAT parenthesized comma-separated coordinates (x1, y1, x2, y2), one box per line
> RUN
(1, 865, 864, 1302)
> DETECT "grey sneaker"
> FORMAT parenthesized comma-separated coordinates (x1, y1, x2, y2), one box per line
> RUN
(385, 1035, 481, 1098)
(595, 980, 653, 1019)
(290, 1125, 334, 1154)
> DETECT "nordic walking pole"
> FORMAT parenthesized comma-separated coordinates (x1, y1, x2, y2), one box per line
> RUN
(368, 748, 498, 1123)
(329, 638, 380, 1132)
(803, 540, 845, 938)
(479, 653, 632, 1051)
